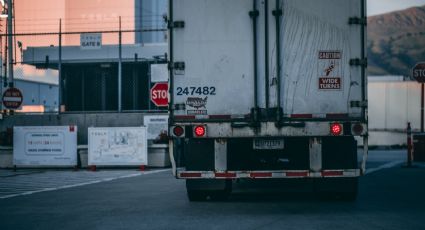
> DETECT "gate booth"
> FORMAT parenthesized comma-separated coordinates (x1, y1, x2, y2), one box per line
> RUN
(62, 62, 159, 112)
(23, 44, 168, 112)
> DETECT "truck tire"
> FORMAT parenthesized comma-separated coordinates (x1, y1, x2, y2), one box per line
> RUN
(336, 178, 358, 201)
(317, 178, 358, 201)
(187, 190, 208, 202)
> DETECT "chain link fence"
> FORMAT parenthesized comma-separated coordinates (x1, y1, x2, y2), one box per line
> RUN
(0, 25, 168, 113)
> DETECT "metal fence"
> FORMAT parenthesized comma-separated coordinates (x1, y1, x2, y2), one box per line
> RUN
(0, 19, 168, 114)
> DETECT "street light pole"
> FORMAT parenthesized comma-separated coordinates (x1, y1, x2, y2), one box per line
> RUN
(421, 83, 424, 133)
(7, 0, 13, 87)
(118, 16, 122, 113)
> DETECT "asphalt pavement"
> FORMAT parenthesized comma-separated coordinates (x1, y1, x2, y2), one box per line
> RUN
(0, 150, 424, 230)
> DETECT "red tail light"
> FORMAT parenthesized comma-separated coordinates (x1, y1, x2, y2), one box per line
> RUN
(330, 123, 343, 136)
(194, 125, 206, 137)
(173, 126, 184, 137)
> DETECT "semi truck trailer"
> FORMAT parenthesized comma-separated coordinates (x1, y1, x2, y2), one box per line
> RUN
(168, 0, 368, 201)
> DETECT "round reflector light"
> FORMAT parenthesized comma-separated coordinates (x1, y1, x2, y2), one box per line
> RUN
(330, 123, 342, 136)
(194, 125, 206, 137)
(352, 123, 364, 135)
(173, 126, 184, 137)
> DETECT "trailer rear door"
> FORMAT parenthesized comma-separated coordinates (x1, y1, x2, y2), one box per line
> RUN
(170, 0, 366, 120)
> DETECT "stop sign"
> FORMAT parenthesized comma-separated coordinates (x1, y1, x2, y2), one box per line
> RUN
(413, 62, 425, 83)
(150, 83, 169, 107)
(2, 87, 23, 110)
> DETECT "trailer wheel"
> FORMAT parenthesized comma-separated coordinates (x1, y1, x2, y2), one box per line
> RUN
(187, 190, 208, 202)
(317, 178, 358, 201)
(187, 189, 231, 202)
(336, 178, 358, 201)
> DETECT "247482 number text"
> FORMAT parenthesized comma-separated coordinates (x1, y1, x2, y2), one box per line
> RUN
(176, 87, 216, 96)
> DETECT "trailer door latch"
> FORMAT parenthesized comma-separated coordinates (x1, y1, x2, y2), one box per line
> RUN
(348, 17, 367, 26)
(169, 21, 185, 29)
(350, 58, 368, 67)
(169, 62, 185, 75)
(350, 101, 368, 108)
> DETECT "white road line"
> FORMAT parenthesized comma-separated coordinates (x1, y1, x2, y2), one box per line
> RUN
(0, 169, 171, 200)
(0, 162, 405, 200)
(365, 161, 404, 175)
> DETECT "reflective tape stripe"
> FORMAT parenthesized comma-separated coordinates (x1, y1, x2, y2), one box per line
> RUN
(178, 169, 360, 179)
(215, 172, 236, 178)
(291, 114, 313, 119)
(209, 115, 232, 120)
(285, 171, 309, 177)
(174, 115, 196, 120)
(180, 172, 202, 178)
(326, 113, 349, 119)
(322, 170, 344, 177)
(250, 172, 273, 178)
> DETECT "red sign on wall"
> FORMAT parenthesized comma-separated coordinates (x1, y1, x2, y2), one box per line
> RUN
(319, 78, 341, 90)
(150, 83, 169, 107)
(2, 87, 23, 110)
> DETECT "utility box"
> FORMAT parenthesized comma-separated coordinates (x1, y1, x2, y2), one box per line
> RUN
(148, 144, 170, 167)
(413, 134, 425, 162)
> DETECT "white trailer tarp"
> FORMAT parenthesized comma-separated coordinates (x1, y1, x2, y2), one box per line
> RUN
(88, 127, 148, 166)
(171, 0, 363, 118)
(13, 126, 78, 166)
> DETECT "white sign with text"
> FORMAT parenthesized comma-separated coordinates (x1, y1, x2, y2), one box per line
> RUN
(80, 33, 102, 50)
(13, 126, 78, 166)
(143, 115, 169, 140)
(88, 127, 148, 166)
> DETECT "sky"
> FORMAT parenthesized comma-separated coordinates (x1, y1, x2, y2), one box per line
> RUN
(368, 0, 425, 16)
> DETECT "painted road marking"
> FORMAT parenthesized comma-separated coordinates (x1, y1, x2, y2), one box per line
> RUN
(0, 161, 405, 200)
(0, 169, 171, 200)
(365, 161, 404, 175)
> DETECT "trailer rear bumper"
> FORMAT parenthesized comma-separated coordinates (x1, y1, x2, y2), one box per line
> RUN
(177, 169, 360, 179)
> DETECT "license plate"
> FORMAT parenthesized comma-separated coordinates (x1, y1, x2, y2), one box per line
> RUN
(253, 139, 285, 150)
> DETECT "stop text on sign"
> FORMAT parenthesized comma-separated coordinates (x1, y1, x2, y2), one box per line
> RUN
(150, 83, 169, 107)
(413, 62, 425, 83)
(152, 90, 167, 100)
(319, 77, 341, 90)
(414, 69, 425, 76)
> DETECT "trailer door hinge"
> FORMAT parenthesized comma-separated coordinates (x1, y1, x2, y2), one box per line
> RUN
(169, 62, 185, 75)
(350, 101, 368, 108)
(249, 10, 259, 18)
(348, 17, 367, 26)
(173, 103, 186, 111)
(350, 58, 368, 67)
(272, 9, 283, 16)
(169, 21, 185, 29)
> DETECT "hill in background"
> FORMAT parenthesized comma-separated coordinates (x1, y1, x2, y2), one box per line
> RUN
(368, 5, 425, 76)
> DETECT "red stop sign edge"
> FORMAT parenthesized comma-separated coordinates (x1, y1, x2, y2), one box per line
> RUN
(2, 87, 23, 110)
(413, 62, 425, 83)
(150, 83, 169, 107)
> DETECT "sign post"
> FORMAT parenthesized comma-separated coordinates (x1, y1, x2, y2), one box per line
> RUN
(150, 83, 169, 107)
(413, 62, 425, 132)
(2, 87, 23, 110)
